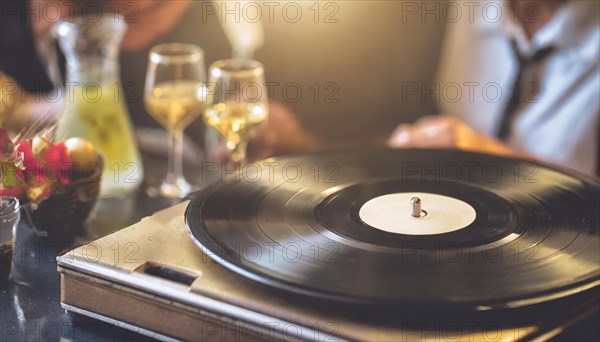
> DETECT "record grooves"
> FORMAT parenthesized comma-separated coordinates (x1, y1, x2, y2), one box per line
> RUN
(185, 148, 600, 310)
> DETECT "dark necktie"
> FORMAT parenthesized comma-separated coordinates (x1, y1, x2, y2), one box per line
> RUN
(496, 39, 554, 140)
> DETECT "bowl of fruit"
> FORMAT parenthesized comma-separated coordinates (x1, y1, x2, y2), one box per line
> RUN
(1, 128, 103, 237)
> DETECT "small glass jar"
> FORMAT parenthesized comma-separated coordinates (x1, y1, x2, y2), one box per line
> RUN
(1, 196, 20, 272)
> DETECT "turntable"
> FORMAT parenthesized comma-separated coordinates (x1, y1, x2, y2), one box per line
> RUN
(57, 148, 600, 341)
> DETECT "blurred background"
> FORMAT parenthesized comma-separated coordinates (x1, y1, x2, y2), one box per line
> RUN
(122, 1, 444, 142)
(1, 0, 446, 146)
(4, 0, 596, 175)
(120, 1, 445, 145)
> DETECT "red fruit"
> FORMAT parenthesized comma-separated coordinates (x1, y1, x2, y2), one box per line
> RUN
(0, 185, 25, 200)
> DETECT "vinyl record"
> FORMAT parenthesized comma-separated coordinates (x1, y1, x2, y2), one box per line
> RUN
(185, 148, 600, 309)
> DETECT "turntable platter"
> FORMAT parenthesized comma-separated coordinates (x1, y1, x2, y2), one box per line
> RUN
(185, 148, 600, 309)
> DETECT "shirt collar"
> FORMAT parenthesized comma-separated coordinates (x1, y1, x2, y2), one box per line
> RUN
(495, 0, 599, 61)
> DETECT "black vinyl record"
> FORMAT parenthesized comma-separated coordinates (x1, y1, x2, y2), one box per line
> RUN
(185, 148, 600, 309)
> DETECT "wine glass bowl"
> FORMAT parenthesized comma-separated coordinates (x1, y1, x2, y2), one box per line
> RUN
(203, 59, 269, 163)
(144, 43, 207, 198)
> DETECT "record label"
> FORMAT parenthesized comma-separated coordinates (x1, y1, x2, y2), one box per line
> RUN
(359, 192, 477, 235)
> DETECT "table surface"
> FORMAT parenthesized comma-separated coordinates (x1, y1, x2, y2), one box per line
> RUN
(0, 153, 190, 342)
(1, 151, 599, 342)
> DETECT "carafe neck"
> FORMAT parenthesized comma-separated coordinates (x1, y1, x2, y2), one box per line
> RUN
(65, 59, 120, 84)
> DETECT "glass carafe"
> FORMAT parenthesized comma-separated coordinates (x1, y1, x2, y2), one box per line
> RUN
(54, 15, 143, 198)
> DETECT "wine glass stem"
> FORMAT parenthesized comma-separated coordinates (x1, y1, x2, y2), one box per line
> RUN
(230, 139, 248, 164)
(167, 129, 184, 183)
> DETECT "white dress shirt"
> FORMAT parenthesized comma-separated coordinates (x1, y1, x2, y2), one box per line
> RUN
(436, 0, 599, 175)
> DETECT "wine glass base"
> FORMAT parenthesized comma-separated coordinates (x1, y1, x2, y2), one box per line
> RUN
(159, 179, 195, 199)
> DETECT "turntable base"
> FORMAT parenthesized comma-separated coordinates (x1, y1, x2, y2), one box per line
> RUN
(58, 203, 597, 341)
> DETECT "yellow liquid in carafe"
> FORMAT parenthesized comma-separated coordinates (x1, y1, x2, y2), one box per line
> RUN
(56, 83, 143, 197)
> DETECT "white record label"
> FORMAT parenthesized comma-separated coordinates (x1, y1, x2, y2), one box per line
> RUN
(359, 192, 476, 235)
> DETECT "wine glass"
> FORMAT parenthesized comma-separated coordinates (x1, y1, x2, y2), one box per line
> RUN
(144, 43, 208, 198)
(204, 59, 269, 164)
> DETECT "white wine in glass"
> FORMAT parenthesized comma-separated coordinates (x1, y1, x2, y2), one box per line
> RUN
(144, 44, 207, 198)
(204, 101, 268, 155)
(203, 59, 269, 163)
(146, 81, 208, 132)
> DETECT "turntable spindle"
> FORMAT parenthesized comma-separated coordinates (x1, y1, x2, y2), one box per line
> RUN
(410, 197, 423, 218)
(362, 193, 475, 234)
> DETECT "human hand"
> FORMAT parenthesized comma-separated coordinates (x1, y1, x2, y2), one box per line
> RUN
(207, 103, 324, 164)
(248, 102, 325, 161)
(29, 1, 190, 51)
(120, 1, 192, 51)
(0, 71, 58, 134)
(388, 115, 513, 156)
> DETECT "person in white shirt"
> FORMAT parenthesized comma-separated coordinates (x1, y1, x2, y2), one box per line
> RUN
(254, 0, 598, 176)
(388, 0, 599, 175)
